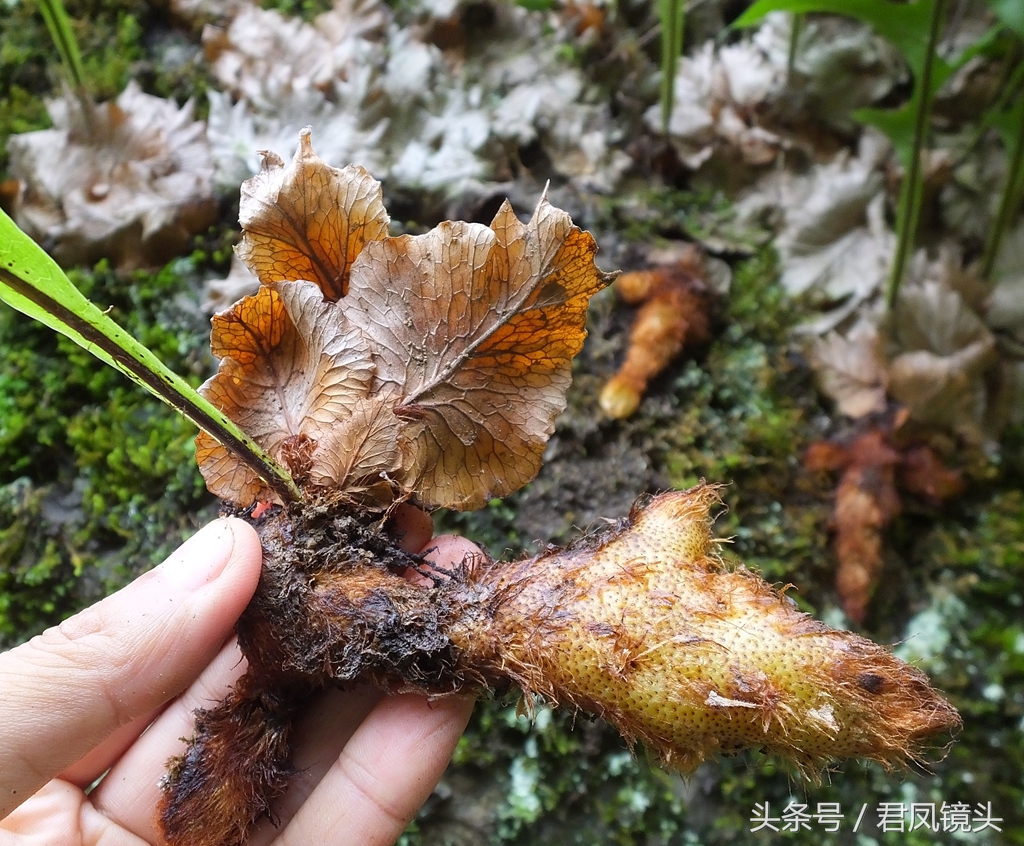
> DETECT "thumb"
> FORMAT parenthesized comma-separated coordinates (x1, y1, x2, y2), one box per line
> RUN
(0, 517, 262, 819)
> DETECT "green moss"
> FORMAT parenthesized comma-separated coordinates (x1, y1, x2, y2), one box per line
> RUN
(897, 485, 1024, 843)
(594, 186, 772, 254)
(75, 9, 145, 101)
(258, 0, 334, 22)
(0, 85, 50, 150)
(411, 699, 691, 846)
(0, 256, 214, 644)
(0, 2, 55, 175)
(65, 385, 208, 547)
(0, 478, 80, 645)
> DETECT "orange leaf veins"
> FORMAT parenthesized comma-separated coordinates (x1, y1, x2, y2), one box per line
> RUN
(197, 131, 614, 510)
(197, 281, 375, 503)
(344, 200, 615, 509)
(236, 128, 390, 300)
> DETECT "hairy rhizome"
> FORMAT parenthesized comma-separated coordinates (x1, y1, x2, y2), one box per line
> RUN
(154, 130, 959, 846)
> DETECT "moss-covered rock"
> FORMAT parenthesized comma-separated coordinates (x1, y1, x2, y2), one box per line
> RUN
(0, 478, 80, 645)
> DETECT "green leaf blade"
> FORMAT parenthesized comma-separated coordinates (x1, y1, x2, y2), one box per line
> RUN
(658, 0, 686, 132)
(0, 209, 300, 503)
(734, 0, 934, 76)
(35, 0, 87, 91)
(987, 0, 1024, 40)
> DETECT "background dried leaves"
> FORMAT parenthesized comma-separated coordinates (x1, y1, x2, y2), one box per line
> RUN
(197, 130, 613, 510)
(7, 83, 216, 269)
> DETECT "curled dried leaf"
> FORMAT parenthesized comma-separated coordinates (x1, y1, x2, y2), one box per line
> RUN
(769, 137, 892, 333)
(196, 281, 374, 503)
(308, 396, 403, 499)
(198, 131, 613, 509)
(651, 40, 784, 170)
(886, 280, 997, 443)
(8, 82, 216, 269)
(237, 128, 390, 300)
(808, 318, 888, 419)
(345, 200, 615, 509)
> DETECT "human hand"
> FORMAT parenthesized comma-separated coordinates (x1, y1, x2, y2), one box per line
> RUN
(0, 510, 478, 846)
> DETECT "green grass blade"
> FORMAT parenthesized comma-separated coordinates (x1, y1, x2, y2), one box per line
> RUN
(884, 0, 947, 307)
(35, 0, 87, 91)
(0, 209, 301, 504)
(786, 13, 804, 82)
(982, 96, 1024, 279)
(658, 0, 685, 132)
(988, 0, 1024, 40)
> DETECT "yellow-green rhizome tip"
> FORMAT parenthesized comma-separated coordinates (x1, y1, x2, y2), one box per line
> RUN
(454, 484, 960, 773)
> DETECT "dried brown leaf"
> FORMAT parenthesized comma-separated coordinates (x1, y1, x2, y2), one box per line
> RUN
(196, 280, 374, 503)
(198, 132, 612, 509)
(237, 129, 389, 300)
(988, 220, 1024, 345)
(886, 281, 997, 442)
(344, 199, 615, 509)
(891, 280, 992, 356)
(7, 82, 216, 268)
(808, 319, 888, 419)
(308, 396, 403, 498)
(651, 40, 784, 170)
(802, 440, 851, 474)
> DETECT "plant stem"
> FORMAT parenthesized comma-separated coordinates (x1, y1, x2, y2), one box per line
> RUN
(659, 0, 686, 132)
(787, 13, 804, 83)
(981, 98, 1024, 280)
(35, 0, 96, 134)
(951, 54, 1024, 171)
(0, 265, 302, 504)
(36, 0, 86, 90)
(886, 0, 947, 309)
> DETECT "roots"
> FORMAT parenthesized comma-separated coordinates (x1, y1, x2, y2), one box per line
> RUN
(159, 485, 960, 846)
(159, 499, 487, 846)
(159, 674, 312, 846)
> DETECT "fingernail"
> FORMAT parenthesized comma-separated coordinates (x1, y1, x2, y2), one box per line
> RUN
(158, 519, 238, 591)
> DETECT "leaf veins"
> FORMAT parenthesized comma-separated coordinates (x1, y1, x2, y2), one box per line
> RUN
(236, 129, 390, 300)
(197, 132, 614, 509)
(197, 281, 374, 503)
(345, 200, 615, 509)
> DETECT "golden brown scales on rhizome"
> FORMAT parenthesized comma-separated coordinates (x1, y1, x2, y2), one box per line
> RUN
(158, 130, 959, 846)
